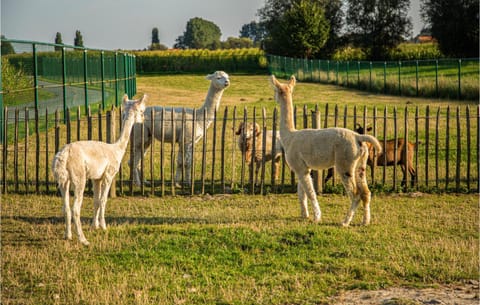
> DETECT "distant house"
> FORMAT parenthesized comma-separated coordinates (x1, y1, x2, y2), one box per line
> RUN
(413, 29, 436, 43)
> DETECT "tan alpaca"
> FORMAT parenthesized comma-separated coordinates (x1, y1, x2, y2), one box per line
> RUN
(52, 94, 146, 245)
(270, 75, 381, 226)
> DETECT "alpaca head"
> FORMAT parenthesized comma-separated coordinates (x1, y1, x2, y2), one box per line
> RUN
(122, 94, 147, 124)
(270, 75, 296, 105)
(206, 71, 230, 90)
(235, 122, 261, 141)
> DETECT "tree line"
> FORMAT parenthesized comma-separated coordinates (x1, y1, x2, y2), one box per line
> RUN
(163, 0, 478, 60)
(1, 0, 477, 60)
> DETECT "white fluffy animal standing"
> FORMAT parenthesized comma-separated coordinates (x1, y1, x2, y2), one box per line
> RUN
(129, 71, 230, 186)
(52, 94, 146, 245)
(270, 75, 382, 226)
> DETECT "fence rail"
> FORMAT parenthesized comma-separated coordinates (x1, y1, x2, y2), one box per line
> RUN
(268, 55, 480, 101)
(1, 104, 478, 195)
(1, 39, 137, 143)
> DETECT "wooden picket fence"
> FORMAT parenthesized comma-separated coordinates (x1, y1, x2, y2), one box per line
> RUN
(1, 104, 479, 195)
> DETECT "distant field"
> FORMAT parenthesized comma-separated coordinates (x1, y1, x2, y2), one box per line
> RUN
(2, 193, 478, 304)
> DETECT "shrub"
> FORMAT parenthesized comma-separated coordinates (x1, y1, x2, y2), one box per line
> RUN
(331, 46, 367, 61)
(388, 42, 444, 60)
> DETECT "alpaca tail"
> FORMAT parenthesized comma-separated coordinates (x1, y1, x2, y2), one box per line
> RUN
(52, 147, 70, 188)
(355, 134, 382, 155)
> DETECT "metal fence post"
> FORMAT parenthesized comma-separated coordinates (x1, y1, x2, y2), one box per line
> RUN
(114, 52, 119, 107)
(124, 53, 129, 98)
(415, 60, 419, 97)
(101, 51, 106, 110)
(458, 59, 462, 100)
(61, 47, 67, 122)
(398, 60, 402, 95)
(435, 60, 439, 98)
(83, 49, 89, 114)
(33, 43, 39, 111)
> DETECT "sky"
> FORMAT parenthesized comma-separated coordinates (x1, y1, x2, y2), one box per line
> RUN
(1, 0, 424, 51)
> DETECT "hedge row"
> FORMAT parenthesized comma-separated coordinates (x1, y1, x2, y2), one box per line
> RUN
(134, 48, 268, 74)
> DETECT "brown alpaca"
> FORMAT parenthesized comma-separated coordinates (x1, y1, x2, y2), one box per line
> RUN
(270, 75, 381, 226)
(235, 122, 283, 184)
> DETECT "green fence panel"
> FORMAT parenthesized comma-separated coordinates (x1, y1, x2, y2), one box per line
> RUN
(0, 38, 137, 143)
(267, 55, 479, 101)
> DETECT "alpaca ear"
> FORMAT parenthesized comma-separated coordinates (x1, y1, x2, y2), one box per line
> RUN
(269, 74, 281, 90)
(235, 122, 244, 135)
(138, 94, 148, 104)
(122, 94, 129, 105)
(206, 72, 215, 80)
(367, 126, 373, 132)
(288, 75, 296, 89)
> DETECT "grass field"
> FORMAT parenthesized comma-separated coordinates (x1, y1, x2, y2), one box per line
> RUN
(2, 193, 478, 304)
(2, 74, 479, 304)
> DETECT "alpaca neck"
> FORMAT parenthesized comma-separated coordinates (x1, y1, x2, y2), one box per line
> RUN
(279, 96, 296, 142)
(198, 85, 224, 120)
(114, 114, 135, 156)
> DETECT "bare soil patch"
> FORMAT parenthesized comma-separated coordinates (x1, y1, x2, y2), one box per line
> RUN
(330, 282, 479, 305)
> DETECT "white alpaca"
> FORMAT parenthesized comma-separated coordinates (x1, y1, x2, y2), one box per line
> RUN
(52, 94, 146, 245)
(235, 121, 283, 184)
(270, 75, 382, 226)
(130, 71, 230, 186)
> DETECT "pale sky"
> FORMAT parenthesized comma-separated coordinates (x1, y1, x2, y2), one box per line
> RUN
(1, 0, 424, 50)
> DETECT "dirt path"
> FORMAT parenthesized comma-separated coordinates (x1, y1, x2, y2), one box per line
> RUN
(329, 282, 479, 304)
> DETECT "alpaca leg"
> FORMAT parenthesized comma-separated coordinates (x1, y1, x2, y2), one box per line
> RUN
(184, 144, 193, 186)
(92, 180, 101, 229)
(356, 166, 372, 225)
(72, 183, 89, 246)
(60, 181, 72, 240)
(175, 148, 184, 187)
(130, 128, 152, 186)
(297, 182, 309, 218)
(99, 176, 114, 230)
(297, 173, 321, 222)
(255, 161, 261, 185)
(339, 170, 359, 227)
(274, 159, 280, 180)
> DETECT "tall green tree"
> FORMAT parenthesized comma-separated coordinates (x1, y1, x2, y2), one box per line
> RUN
(150, 27, 167, 50)
(54, 32, 63, 51)
(262, 0, 330, 58)
(1, 35, 15, 55)
(175, 17, 221, 49)
(421, 0, 479, 57)
(239, 21, 266, 46)
(258, 0, 342, 58)
(152, 27, 160, 44)
(74, 30, 84, 48)
(346, 0, 412, 60)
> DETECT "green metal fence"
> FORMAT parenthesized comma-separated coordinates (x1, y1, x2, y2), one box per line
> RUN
(267, 55, 480, 101)
(0, 39, 137, 142)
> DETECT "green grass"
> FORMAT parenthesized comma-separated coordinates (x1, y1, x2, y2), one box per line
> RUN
(2, 193, 478, 304)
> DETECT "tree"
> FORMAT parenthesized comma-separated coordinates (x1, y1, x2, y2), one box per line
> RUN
(262, 0, 330, 58)
(421, 0, 479, 57)
(222, 37, 254, 49)
(152, 27, 160, 44)
(345, 0, 412, 60)
(258, 0, 343, 58)
(149, 27, 168, 50)
(54, 32, 63, 51)
(74, 30, 84, 48)
(239, 21, 266, 46)
(175, 17, 222, 49)
(1, 35, 15, 55)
